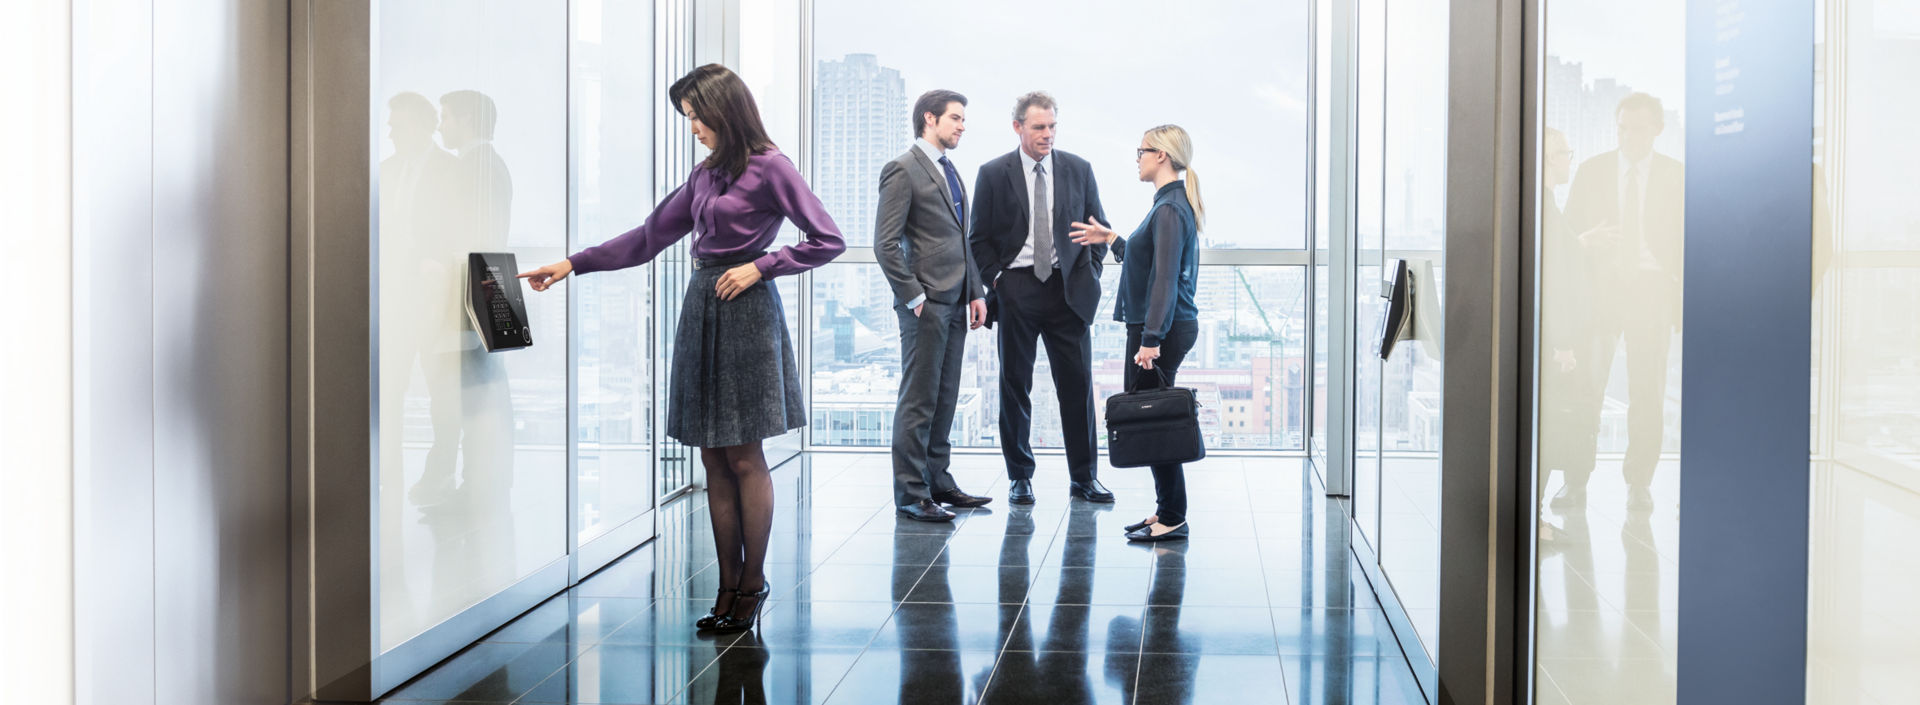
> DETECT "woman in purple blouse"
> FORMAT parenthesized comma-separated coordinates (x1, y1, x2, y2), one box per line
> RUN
(520, 64, 844, 633)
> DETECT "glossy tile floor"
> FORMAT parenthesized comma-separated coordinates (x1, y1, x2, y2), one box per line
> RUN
(377, 453, 1426, 704)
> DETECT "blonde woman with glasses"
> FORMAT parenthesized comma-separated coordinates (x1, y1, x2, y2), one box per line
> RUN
(1070, 124, 1205, 542)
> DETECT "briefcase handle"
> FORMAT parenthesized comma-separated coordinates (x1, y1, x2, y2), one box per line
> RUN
(1128, 365, 1173, 393)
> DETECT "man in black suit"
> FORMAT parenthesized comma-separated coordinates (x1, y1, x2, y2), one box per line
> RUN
(1559, 92, 1684, 512)
(969, 92, 1113, 505)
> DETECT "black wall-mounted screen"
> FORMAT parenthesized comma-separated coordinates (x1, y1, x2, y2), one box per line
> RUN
(466, 252, 533, 352)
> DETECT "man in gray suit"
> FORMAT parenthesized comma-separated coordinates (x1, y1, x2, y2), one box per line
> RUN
(877, 89, 993, 522)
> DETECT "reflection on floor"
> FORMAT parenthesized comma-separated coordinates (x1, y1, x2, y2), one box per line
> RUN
(377, 453, 1426, 704)
(1535, 458, 1680, 705)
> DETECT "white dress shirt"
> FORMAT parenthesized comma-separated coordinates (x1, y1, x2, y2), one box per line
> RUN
(1011, 149, 1057, 269)
(1616, 151, 1660, 271)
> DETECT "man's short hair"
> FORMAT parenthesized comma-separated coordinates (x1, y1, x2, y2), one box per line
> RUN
(440, 90, 499, 139)
(1616, 92, 1664, 126)
(913, 89, 968, 139)
(1012, 91, 1056, 124)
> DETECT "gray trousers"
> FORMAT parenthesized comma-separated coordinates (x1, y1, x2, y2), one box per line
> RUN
(892, 299, 969, 506)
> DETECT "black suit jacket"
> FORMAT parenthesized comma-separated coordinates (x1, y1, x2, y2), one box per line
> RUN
(1562, 149, 1685, 323)
(968, 149, 1108, 325)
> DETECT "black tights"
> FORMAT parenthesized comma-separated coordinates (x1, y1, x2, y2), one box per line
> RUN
(699, 441, 775, 612)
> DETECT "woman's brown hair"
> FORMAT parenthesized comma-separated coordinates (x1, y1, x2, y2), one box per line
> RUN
(669, 64, 775, 179)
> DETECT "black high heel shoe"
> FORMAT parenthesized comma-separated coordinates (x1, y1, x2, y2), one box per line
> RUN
(710, 582, 770, 634)
(696, 588, 738, 630)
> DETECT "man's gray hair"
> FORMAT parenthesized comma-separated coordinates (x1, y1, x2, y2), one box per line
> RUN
(1012, 91, 1056, 123)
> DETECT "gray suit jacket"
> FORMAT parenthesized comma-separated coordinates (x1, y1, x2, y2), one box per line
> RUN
(875, 147, 986, 307)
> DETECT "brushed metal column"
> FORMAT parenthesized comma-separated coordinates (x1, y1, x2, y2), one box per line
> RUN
(1438, 0, 1526, 702)
(293, 1, 377, 699)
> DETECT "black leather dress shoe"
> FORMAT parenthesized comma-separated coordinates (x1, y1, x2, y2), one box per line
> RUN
(1125, 522, 1189, 542)
(931, 489, 992, 508)
(897, 499, 956, 522)
(1008, 479, 1036, 505)
(1069, 479, 1115, 503)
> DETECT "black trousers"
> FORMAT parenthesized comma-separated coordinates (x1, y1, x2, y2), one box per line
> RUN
(1123, 319, 1200, 525)
(1569, 275, 1676, 491)
(995, 268, 1098, 482)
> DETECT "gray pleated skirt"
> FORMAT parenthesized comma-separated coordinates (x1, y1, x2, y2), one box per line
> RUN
(666, 258, 805, 449)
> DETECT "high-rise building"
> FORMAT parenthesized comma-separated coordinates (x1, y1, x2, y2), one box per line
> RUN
(813, 53, 910, 381)
(814, 53, 908, 250)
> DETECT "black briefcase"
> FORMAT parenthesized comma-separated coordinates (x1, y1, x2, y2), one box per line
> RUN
(1105, 370, 1205, 468)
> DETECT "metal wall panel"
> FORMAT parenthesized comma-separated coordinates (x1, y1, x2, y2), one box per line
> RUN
(149, 1, 290, 703)
(71, 1, 293, 703)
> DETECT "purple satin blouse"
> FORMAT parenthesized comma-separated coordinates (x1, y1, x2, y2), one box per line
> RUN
(568, 149, 845, 278)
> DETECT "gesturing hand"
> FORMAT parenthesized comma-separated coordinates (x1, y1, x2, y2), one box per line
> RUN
(518, 259, 574, 292)
(1069, 216, 1117, 246)
(716, 263, 763, 301)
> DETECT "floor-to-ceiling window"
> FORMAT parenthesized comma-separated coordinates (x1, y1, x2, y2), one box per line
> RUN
(806, 0, 1314, 454)
(572, 0, 659, 559)
(1808, 1, 1920, 702)
(1530, 0, 1687, 701)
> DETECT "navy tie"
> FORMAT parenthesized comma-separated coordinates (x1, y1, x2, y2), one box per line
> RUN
(937, 155, 965, 225)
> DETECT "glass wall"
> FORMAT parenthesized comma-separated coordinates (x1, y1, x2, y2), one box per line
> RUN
(1351, 0, 1386, 553)
(810, 0, 1313, 452)
(1808, 1, 1920, 702)
(1343, 0, 1446, 671)
(1311, 0, 1340, 478)
(573, 0, 657, 548)
(1375, 0, 1447, 658)
(1531, 0, 1687, 701)
(375, 3, 571, 651)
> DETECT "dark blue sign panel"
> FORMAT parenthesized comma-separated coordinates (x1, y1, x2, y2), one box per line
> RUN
(1680, 0, 1814, 702)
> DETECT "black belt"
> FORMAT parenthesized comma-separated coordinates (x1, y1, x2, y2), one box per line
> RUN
(693, 250, 767, 270)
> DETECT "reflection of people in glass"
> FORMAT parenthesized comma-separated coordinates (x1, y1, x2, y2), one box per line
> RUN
(1560, 93, 1684, 511)
(520, 65, 845, 633)
(1071, 125, 1206, 542)
(433, 90, 518, 594)
(379, 91, 457, 506)
(1539, 127, 1601, 522)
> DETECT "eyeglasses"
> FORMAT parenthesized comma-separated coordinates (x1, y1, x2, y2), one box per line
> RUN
(1135, 147, 1162, 159)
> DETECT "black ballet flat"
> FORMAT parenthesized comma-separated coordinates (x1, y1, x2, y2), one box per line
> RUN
(696, 588, 738, 630)
(1124, 522, 1189, 542)
(710, 582, 770, 634)
(1123, 516, 1158, 534)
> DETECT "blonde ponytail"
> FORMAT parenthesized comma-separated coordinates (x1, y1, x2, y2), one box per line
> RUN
(1143, 124, 1206, 231)
(1180, 165, 1206, 231)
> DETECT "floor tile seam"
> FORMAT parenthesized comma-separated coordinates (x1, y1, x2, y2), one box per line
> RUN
(1255, 468, 1320, 703)
(970, 600, 1024, 705)
(505, 634, 608, 705)
(660, 639, 731, 705)
(1533, 665, 1577, 705)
